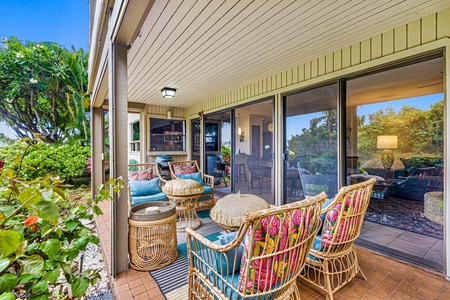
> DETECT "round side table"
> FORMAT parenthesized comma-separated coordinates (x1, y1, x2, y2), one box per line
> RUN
(211, 193, 269, 232)
(162, 179, 205, 231)
(128, 202, 178, 271)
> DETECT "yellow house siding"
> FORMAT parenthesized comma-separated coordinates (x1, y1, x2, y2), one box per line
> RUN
(437, 9, 450, 39)
(382, 31, 394, 56)
(146, 105, 186, 118)
(394, 25, 408, 52)
(186, 9, 450, 117)
(407, 20, 422, 48)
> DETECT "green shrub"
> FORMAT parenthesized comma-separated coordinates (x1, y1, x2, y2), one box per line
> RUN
(0, 138, 125, 299)
(0, 142, 90, 185)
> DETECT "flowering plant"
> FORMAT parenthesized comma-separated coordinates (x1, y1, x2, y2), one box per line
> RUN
(0, 138, 124, 299)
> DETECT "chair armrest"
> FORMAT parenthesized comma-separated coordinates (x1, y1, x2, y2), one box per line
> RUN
(186, 227, 246, 252)
(202, 173, 215, 187)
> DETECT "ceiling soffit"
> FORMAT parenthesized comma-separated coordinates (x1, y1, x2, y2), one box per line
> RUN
(126, 0, 449, 108)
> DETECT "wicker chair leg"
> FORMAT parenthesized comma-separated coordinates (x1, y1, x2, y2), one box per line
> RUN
(323, 260, 334, 300)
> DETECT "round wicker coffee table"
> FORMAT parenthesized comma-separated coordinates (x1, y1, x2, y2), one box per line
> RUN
(162, 179, 204, 231)
(211, 193, 270, 232)
(128, 202, 178, 271)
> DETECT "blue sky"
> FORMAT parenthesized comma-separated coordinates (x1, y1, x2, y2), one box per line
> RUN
(0, 0, 89, 138)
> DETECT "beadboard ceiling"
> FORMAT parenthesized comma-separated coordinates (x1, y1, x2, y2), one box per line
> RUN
(127, 0, 449, 108)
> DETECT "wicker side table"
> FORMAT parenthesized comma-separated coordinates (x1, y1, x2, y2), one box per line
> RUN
(162, 179, 204, 231)
(128, 202, 178, 271)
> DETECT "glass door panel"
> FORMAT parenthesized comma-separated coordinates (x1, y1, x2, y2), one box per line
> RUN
(191, 118, 201, 165)
(284, 83, 338, 203)
(346, 57, 444, 270)
(234, 100, 273, 203)
(204, 112, 231, 195)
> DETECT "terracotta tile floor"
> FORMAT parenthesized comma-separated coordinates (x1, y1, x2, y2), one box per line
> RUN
(95, 200, 450, 300)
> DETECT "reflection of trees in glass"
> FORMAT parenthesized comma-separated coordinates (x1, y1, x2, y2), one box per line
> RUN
(132, 121, 140, 141)
(357, 100, 443, 165)
(287, 109, 337, 160)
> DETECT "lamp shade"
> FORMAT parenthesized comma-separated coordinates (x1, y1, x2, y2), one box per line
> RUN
(377, 135, 398, 149)
(161, 87, 176, 98)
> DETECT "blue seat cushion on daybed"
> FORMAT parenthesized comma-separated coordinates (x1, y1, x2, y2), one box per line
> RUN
(131, 192, 168, 206)
(129, 178, 162, 196)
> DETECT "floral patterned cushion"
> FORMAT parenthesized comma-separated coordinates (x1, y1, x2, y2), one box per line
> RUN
(129, 171, 139, 180)
(174, 165, 198, 175)
(321, 190, 362, 247)
(128, 169, 153, 181)
(237, 209, 312, 294)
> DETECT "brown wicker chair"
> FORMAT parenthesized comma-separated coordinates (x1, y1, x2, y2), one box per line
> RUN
(298, 178, 376, 300)
(168, 160, 215, 210)
(127, 163, 168, 209)
(187, 192, 327, 300)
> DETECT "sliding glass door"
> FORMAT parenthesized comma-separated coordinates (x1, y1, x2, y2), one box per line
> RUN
(284, 83, 338, 203)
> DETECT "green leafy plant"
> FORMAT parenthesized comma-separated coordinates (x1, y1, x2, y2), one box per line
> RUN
(0, 142, 90, 185)
(0, 138, 124, 299)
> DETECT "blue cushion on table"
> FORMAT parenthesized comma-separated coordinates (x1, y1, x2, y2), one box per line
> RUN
(178, 172, 206, 186)
(129, 178, 161, 197)
(131, 192, 168, 206)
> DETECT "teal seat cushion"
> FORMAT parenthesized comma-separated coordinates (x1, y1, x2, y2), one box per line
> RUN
(131, 192, 168, 206)
(212, 273, 276, 300)
(129, 178, 161, 197)
(216, 232, 244, 275)
(198, 231, 244, 277)
(313, 234, 323, 251)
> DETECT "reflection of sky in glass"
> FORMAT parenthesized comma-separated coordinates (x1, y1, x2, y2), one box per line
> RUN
(286, 112, 325, 141)
(357, 93, 443, 125)
(286, 93, 443, 141)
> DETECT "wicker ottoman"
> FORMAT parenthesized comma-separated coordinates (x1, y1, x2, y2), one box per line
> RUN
(162, 179, 204, 231)
(128, 201, 178, 271)
(211, 193, 270, 231)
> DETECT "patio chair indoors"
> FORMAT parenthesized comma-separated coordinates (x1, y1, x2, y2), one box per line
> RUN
(168, 160, 215, 210)
(187, 192, 327, 300)
(247, 156, 271, 194)
(127, 163, 168, 208)
(298, 178, 376, 300)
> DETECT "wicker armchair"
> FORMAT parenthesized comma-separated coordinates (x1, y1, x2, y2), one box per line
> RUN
(298, 178, 376, 300)
(187, 192, 327, 300)
(168, 160, 215, 210)
(127, 163, 167, 208)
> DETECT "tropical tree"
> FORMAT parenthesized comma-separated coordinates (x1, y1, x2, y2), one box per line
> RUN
(0, 37, 89, 144)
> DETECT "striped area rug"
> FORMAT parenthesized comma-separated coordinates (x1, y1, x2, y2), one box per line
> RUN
(149, 210, 224, 300)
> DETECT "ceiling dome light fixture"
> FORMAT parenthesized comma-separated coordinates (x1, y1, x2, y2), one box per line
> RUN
(161, 87, 177, 98)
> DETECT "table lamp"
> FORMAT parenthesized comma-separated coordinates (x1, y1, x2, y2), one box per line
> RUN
(377, 135, 398, 169)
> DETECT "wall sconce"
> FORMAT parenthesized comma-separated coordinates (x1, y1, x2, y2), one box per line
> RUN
(167, 109, 172, 119)
(268, 123, 273, 132)
(377, 135, 398, 169)
(161, 87, 176, 98)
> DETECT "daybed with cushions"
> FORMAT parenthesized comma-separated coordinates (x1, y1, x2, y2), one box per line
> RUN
(127, 163, 167, 207)
(168, 160, 215, 211)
